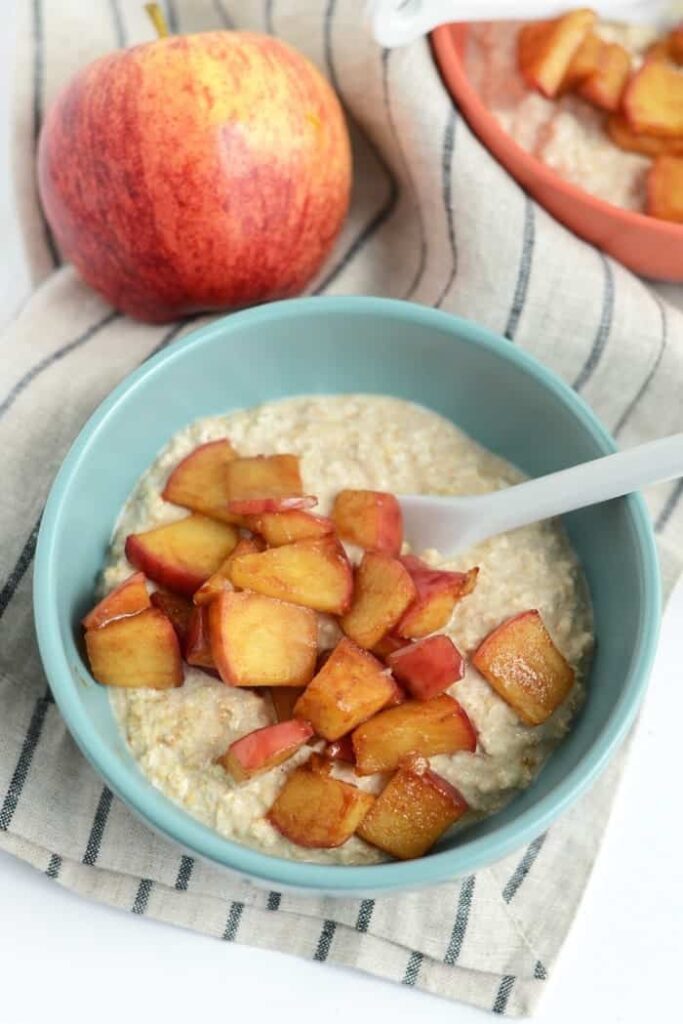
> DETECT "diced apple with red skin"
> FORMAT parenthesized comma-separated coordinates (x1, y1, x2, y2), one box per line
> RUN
(221, 536, 266, 591)
(622, 61, 683, 138)
(647, 156, 683, 224)
(270, 686, 306, 722)
(225, 455, 316, 515)
(125, 514, 239, 597)
(162, 439, 244, 525)
(293, 637, 397, 741)
(560, 30, 602, 91)
(208, 590, 317, 687)
(268, 767, 374, 848)
(372, 634, 410, 660)
(384, 675, 408, 708)
(191, 545, 246, 606)
(228, 537, 353, 615)
(388, 635, 465, 701)
(352, 694, 477, 775)
(82, 572, 150, 630)
(218, 720, 314, 782)
(325, 734, 356, 764)
(517, 9, 596, 98)
(246, 509, 334, 546)
(185, 605, 216, 669)
(340, 552, 416, 649)
(150, 589, 194, 646)
(397, 556, 478, 639)
(357, 755, 468, 860)
(577, 41, 631, 111)
(84, 608, 183, 688)
(332, 489, 403, 556)
(472, 609, 574, 725)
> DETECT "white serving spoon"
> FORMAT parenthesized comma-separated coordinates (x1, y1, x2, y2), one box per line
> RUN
(399, 433, 683, 555)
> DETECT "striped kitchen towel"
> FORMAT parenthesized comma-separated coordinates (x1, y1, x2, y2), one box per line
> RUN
(2, 0, 682, 1016)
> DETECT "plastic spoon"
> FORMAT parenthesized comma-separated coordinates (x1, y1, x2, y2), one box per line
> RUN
(399, 433, 683, 555)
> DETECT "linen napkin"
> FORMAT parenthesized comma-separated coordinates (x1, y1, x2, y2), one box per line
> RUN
(2, 0, 683, 1016)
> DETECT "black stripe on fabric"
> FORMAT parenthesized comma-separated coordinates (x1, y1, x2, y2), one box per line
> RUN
(0, 514, 41, 621)
(164, 0, 179, 33)
(502, 832, 547, 903)
(355, 898, 374, 932)
(82, 785, 114, 865)
(266, 890, 282, 911)
(108, 0, 125, 47)
(313, 0, 399, 296)
(656, 479, 683, 534)
(504, 195, 535, 341)
(435, 107, 458, 309)
(132, 878, 154, 915)
(572, 254, 614, 391)
(0, 310, 119, 422)
(493, 974, 516, 1014)
(614, 294, 668, 437)
(31, 0, 60, 267)
(0, 689, 52, 831)
(45, 853, 62, 879)
(534, 960, 547, 980)
(402, 950, 424, 987)
(174, 855, 194, 891)
(313, 919, 336, 961)
(214, 0, 236, 29)
(222, 901, 245, 941)
(145, 320, 190, 360)
(381, 48, 427, 301)
(443, 874, 475, 965)
(264, 0, 274, 33)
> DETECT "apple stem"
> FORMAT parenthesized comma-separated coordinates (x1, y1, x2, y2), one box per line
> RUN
(145, 3, 170, 38)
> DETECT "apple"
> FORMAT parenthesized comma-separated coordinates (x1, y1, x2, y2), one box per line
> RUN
(37, 20, 351, 323)
(340, 552, 416, 649)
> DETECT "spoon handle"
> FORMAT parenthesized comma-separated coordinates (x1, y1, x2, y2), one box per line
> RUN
(475, 432, 683, 538)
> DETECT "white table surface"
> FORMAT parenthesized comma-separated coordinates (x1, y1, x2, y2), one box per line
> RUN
(2, 12, 683, 1024)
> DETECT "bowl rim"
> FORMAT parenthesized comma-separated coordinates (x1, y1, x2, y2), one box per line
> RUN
(431, 22, 683, 241)
(34, 296, 661, 893)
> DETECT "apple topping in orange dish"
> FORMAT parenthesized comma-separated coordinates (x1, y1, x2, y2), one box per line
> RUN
(88, 395, 592, 863)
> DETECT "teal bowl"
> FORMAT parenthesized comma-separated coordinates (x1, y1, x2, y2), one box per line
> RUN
(34, 297, 661, 895)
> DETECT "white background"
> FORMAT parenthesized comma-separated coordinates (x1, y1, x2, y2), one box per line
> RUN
(2, 8, 682, 1024)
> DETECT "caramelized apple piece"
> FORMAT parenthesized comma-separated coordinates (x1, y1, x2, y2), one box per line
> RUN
(606, 114, 683, 157)
(647, 155, 683, 223)
(372, 634, 410, 660)
(208, 590, 317, 687)
(293, 637, 396, 741)
(307, 751, 334, 775)
(150, 589, 194, 646)
(125, 514, 239, 597)
(623, 61, 683, 137)
(185, 605, 216, 669)
(670, 25, 683, 63)
(268, 768, 374, 848)
(397, 556, 478, 639)
(84, 608, 183, 688)
(352, 694, 476, 775)
(357, 755, 468, 860)
(221, 536, 266, 585)
(577, 41, 630, 111)
(472, 609, 574, 725)
(218, 720, 314, 782)
(270, 686, 306, 722)
(518, 9, 596, 98)
(325, 734, 356, 764)
(82, 572, 150, 630)
(332, 489, 403, 556)
(246, 509, 334, 546)
(561, 30, 602, 90)
(228, 537, 353, 614)
(162, 439, 242, 524)
(388, 634, 465, 700)
(384, 675, 408, 707)
(224, 454, 315, 515)
(340, 552, 416, 649)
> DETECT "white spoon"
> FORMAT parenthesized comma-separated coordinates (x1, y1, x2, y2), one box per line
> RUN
(399, 433, 683, 556)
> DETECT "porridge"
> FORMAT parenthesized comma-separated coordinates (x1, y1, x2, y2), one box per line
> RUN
(82, 395, 593, 864)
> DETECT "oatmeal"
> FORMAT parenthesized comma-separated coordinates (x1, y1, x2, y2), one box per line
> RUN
(100, 395, 593, 864)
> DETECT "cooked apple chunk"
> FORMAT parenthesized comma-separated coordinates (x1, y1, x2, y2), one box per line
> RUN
(357, 756, 468, 860)
(224, 454, 315, 515)
(185, 605, 216, 669)
(623, 61, 683, 137)
(162, 439, 242, 524)
(518, 9, 596, 98)
(293, 637, 397, 740)
(268, 768, 374, 848)
(208, 591, 317, 687)
(228, 537, 353, 614)
(325, 734, 356, 764)
(125, 514, 239, 597)
(577, 41, 630, 111)
(340, 552, 416, 649)
(82, 572, 150, 630)
(352, 694, 477, 775)
(472, 609, 574, 725)
(372, 634, 410, 660)
(332, 489, 403, 556)
(85, 608, 183, 689)
(270, 686, 306, 722)
(561, 30, 602, 90)
(150, 588, 194, 646)
(606, 114, 683, 157)
(388, 634, 465, 700)
(397, 556, 478, 638)
(246, 509, 334, 546)
(647, 156, 683, 223)
(218, 720, 314, 782)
